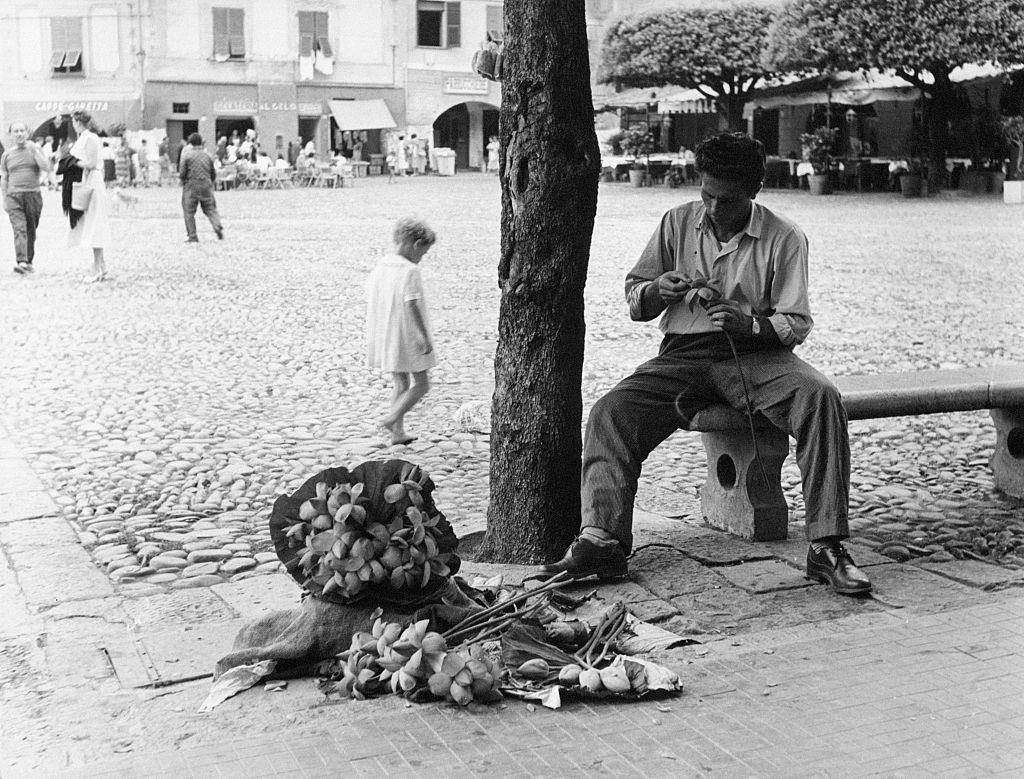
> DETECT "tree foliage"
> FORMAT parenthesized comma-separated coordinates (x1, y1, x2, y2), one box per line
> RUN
(764, 0, 1024, 186)
(765, 0, 1024, 88)
(601, 3, 776, 130)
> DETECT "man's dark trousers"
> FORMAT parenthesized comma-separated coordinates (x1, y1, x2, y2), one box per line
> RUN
(4, 191, 43, 266)
(182, 184, 222, 240)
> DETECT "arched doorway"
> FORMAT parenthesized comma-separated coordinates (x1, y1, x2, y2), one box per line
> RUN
(432, 100, 498, 171)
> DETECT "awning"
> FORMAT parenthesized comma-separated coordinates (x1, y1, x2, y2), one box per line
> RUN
(0, 97, 142, 136)
(328, 99, 397, 131)
(657, 88, 717, 115)
(592, 85, 679, 112)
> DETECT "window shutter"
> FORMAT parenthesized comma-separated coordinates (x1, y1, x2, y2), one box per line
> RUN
(228, 9, 245, 57)
(313, 12, 332, 57)
(445, 2, 460, 48)
(298, 11, 315, 56)
(212, 8, 229, 59)
(67, 16, 83, 48)
(50, 17, 68, 68)
(64, 49, 82, 69)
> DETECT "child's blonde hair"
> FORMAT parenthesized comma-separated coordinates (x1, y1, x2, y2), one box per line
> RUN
(393, 217, 437, 248)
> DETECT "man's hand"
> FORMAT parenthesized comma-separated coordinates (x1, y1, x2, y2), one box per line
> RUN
(656, 271, 693, 305)
(704, 299, 753, 335)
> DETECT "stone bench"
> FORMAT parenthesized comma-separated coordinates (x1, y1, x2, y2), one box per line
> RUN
(686, 365, 1024, 541)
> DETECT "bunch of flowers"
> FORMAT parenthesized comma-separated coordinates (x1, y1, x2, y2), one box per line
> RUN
(323, 616, 503, 705)
(280, 463, 454, 601)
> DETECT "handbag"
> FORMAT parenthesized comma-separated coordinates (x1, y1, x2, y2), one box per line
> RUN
(71, 181, 93, 211)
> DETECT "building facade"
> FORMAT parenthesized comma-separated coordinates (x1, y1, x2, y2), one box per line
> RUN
(0, 1, 145, 144)
(1, 0, 509, 170)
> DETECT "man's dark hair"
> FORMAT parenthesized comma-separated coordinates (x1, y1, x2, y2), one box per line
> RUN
(695, 132, 766, 194)
(187, 132, 203, 146)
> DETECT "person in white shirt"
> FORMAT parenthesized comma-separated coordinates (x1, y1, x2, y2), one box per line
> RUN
(366, 218, 438, 446)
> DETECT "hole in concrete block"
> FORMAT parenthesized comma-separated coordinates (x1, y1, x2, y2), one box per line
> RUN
(1009, 427, 1024, 460)
(716, 454, 737, 489)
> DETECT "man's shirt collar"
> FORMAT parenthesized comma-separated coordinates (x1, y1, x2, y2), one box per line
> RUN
(695, 202, 763, 240)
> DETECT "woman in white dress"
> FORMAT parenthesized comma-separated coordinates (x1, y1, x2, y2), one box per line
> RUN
(66, 111, 111, 282)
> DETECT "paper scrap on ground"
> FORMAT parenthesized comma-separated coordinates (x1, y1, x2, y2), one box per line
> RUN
(198, 660, 277, 712)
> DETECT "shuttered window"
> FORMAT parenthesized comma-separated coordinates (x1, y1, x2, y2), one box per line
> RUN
(298, 11, 331, 57)
(213, 8, 245, 60)
(50, 16, 84, 74)
(416, 1, 460, 48)
(445, 3, 460, 48)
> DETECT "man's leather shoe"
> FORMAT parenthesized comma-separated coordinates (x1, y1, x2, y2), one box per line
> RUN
(806, 543, 872, 596)
(539, 537, 628, 581)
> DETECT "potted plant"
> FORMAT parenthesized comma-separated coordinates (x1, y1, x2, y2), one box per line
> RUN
(899, 158, 927, 197)
(1001, 115, 1024, 203)
(664, 166, 685, 189)
(620, 128, 654, 187)
(799, 126, 837, 195)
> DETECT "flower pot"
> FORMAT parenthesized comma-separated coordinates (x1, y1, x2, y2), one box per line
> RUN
(808, 173, 831, 195)
(899, 174, 925, 197)
(628, 169, 646, 188)
(962, 170, 987, 193)
(1003, 179, 1024, 204)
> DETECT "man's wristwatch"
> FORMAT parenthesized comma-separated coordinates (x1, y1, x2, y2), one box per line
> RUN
(751, 316, 761, 337)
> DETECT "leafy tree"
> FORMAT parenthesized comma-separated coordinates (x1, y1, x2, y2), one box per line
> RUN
(764, 0, 1024, 189)
(477, 0, 601, 563)
(601, 4, 777, 131)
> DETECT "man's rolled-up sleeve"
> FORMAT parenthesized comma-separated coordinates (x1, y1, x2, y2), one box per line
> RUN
(768, 226, 814, 346)
(625, 211, 677, 321)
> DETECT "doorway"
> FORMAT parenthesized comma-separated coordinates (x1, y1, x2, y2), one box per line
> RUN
(298, 116, 320, 151)
(482, 109, 498, 168)
(165, 119, 199, 168)
(433, 104, 469, 170)
(215, 117, 255, 144)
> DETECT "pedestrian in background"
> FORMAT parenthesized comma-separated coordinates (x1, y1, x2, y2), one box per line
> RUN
(64, 110, 111, 283)
(366, 217, 438, 446)
(179, 132, 224, 243)
(486, 135, 500, 174)
(137, 138, 151, 187)
(1, 121, 50, 275)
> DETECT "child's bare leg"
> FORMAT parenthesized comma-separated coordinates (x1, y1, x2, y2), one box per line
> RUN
(379, 371, 429, 443)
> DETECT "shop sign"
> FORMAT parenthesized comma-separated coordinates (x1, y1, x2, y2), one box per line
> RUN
(297, 102, 323, 115)
(213, 99, 310, 114)
(443, 77, 489, 95)
(33, 100, 110, 113)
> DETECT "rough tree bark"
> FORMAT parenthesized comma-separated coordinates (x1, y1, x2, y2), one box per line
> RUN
(476, 0, 601, 563)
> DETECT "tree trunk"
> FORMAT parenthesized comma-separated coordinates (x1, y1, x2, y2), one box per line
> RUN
(924, 70, 954, 192)
(477, 0, 601, 564)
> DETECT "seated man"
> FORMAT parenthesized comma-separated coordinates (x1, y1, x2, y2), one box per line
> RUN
(541, 132, 871, 597)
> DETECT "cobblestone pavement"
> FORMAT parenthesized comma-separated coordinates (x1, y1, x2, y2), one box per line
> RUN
(2, 177, 1022, 596)
(2, 178, 1024, 774)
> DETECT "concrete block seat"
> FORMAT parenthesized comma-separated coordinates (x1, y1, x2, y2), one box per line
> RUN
(686, 365, 1024, 540)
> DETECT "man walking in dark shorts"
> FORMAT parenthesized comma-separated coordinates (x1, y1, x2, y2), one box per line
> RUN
(1, 122, 51, 274)
(539, 132, 872, 597)
(179, 132, 224, 243)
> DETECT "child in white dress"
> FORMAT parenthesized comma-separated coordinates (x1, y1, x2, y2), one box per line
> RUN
(366, 217, 438, 445)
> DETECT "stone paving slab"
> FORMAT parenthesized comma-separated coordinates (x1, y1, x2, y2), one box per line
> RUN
(0, 516, 114, 608)
(715, 558, 816, 594)
(0, 490, 60, 523)
(0, 458, 46, 494)
(916, 558, 1024, 590)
